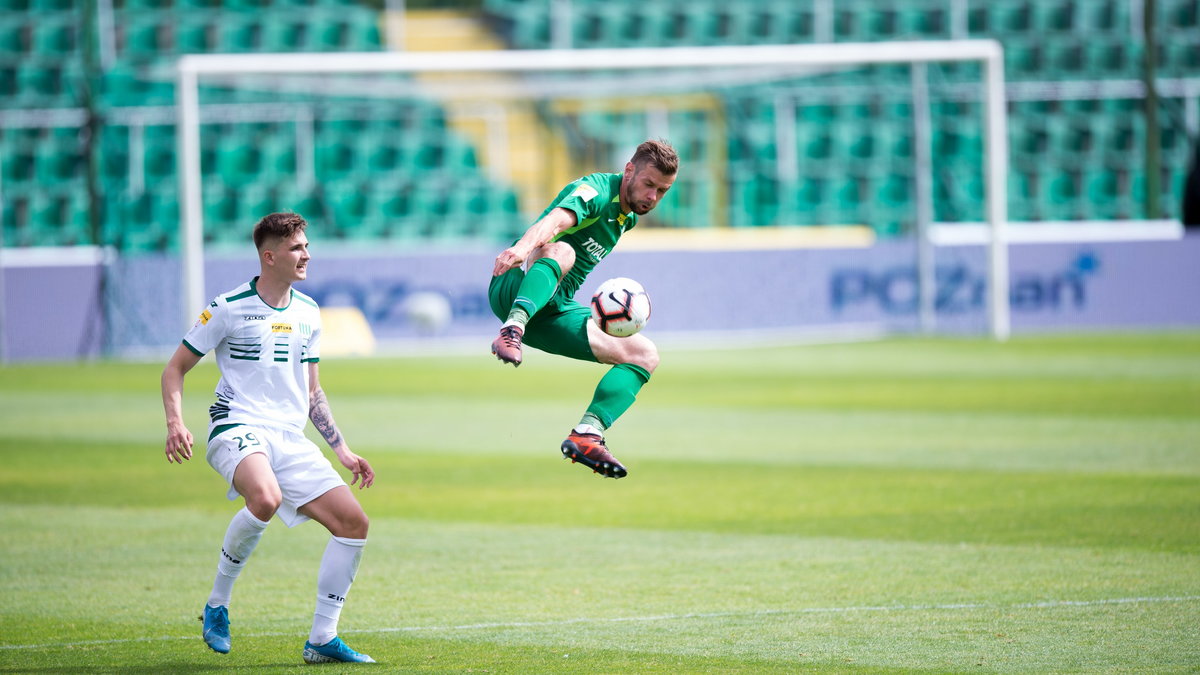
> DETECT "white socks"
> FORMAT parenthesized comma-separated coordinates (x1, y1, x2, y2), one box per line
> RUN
(309, 536, 367, 646)
(573, 422, 604, 437)
(207, 507, 269, 608)
(205, 509, 366, 646)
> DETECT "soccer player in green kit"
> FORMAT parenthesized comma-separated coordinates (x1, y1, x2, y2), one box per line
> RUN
(489, 139, 678, 479)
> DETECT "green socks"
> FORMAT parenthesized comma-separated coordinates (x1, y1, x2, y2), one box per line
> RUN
(581, 363, 652, 431)
(506, 258, 563, 326)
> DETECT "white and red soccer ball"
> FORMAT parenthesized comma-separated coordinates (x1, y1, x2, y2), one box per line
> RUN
(590, 277, 652, 337)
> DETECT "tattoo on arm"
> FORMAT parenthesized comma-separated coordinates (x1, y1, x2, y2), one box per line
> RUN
(309, 387, 344, 448)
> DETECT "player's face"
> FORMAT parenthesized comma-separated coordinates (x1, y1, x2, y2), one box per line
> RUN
(269, 231, 311, 283)
(622, 163, 676, 215)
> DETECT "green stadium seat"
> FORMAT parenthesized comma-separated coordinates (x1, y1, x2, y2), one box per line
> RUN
(32, 15, 74, 54)
(1164, 40, 1200, 73)
(677, 1, 722, 45)
(1043, 171, 1080, 218)
(326, 183, 367, 232)
(262, 15, 305, 51)
(34, 143, 80, 186)
(1034, 0, 1076, 32)
(1084, 168, 1121, 218)
(899, 6, 947, 37)
(359, 135, 399, 175)
(273, 184, 322, 221)
(258, 136, 296, 178)
(1074, 0, 1112, 31)
(1084, 40, 1132, 76)
(0, 16, 25, 55)
(15, 62, 59, 104)
(832, 177, 860, 212)
(213, 14, 260, 52)
(214, 137, 261, 182)
(993, 1, 1033, 33)
(1, 144, 33, 184)
(224, 0, 270, 10)
(1046, 41, 1085, 76)
(833, 122, 875, 160)
(174, 18, 211, 53)
(124, 0, 173, 9)
(506, 3, 550, 49)
(315, 139, 355, 181)
(873, 173, 909, 208)
(122, 14, 163, 57)
(202, 182, 238, 228)
(31, 0, 71, 10)
(628, 2, 673, 46)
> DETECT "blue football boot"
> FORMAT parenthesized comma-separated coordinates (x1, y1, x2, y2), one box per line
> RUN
(202, 604, 231, 654)
(302, 636, 376, 664)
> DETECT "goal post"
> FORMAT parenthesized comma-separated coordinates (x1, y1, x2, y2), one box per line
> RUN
(176, 41, 1010, 340)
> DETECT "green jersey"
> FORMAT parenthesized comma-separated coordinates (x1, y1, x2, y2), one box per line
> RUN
(540, 172, 637, 302)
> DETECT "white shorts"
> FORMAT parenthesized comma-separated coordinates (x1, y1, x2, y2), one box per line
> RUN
(206, 424, 345, 527)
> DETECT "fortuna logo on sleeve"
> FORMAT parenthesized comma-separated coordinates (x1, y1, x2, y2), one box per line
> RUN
(571, 183, 599, 202)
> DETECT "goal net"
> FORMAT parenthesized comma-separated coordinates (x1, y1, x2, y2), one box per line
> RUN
(170, 42, 1009, 350)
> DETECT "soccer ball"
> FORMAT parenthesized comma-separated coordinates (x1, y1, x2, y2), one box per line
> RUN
(404, 291, 452, 335)
(590, 277, 652, 337)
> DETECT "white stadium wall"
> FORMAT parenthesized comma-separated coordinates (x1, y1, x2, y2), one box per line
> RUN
(3, 232, 1200, 361)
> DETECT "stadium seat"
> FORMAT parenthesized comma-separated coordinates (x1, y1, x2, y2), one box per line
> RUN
(236, 183, 275, 225)
(0, 16, 25, 55)
(174, 17, 212, 54)
(273, 184, 322, 222)
(1043, 171, 1080, 218)
(214, 136, 262, 182)
(213, 14, 260, 52)
(1, 144, 34, 185)
(1034, 0, 1076, 32)
(315, 138, 356, 181)
(1084, 168, 1122, 218)
(203, 183, 239, 229)
(122, 14, 163, 57)
(261, 15, 306, 51)
(34, 140, 81, 186)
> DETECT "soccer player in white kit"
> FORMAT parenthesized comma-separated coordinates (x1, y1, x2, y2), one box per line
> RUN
(161, 213, 376, 664)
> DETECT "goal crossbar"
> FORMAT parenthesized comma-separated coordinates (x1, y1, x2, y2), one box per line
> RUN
(176, 41, 1010, 339)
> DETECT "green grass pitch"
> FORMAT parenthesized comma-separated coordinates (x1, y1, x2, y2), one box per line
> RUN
(1, 332, 1198, 673)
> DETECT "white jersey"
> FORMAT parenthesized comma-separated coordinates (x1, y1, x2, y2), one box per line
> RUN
(182, 277, 322, 434)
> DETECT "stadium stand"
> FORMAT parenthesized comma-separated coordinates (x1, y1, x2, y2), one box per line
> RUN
(0, 0, 1196, 250)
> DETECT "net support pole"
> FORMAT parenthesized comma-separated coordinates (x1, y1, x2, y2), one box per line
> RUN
(983, 46, 1010, 341)
(176, 61, 205, 332)
(911, 63, 935, 334)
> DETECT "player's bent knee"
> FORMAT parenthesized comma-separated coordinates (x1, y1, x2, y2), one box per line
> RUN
(245, 491, 282, 521)
(535, 241, 576, 275)
(629, 336, 659, 373)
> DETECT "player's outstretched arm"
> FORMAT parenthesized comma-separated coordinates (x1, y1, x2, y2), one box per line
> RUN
(308, 362, 374, 489)
(162, 343, 202, 464)
(492, 207, 577, 277)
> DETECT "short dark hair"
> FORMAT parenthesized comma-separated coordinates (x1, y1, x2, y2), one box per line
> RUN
(630, 139, 679, 176)
(252, 212, 307, 251)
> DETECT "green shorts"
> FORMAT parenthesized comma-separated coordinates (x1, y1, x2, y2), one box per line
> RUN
(489, 269, 598, 363)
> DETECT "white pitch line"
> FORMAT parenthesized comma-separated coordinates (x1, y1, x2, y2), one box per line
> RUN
(3, 595, 1197, 651)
